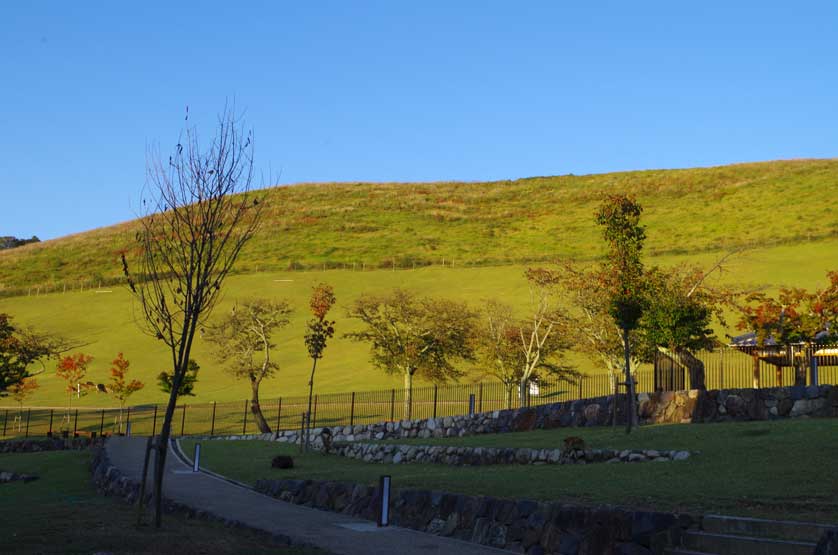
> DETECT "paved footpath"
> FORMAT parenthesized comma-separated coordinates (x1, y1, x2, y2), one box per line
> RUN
(106, 437, 511, 555)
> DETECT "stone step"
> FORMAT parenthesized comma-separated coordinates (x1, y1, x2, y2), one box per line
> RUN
(703, 514, 834, 542)
(682, 531, 815, 555)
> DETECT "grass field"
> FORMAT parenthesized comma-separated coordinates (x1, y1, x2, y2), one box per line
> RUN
(181, 417, 838, 523)
(1, 237, 837, 407)
(0, 450, 324, 554)
(2, 158, 837, 293)
(1, 158, 837, 406)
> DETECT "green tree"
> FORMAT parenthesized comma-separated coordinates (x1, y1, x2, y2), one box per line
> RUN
(0, 313, 64, 395)
(636, 265, 731, 390)
(346, 289, 477, 419)
(303, 284, 336, 449)
(596, 194, 646, 433)
(157, 360, 200, 397)
(205, 299, 293, 433)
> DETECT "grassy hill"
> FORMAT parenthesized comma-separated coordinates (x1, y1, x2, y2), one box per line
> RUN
(1, 158, 836, 294)
(0, 158, 836, 407)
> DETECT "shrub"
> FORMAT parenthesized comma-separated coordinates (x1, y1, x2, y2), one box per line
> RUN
(271, 455, 294, 469)
(563, 436, 586, 451)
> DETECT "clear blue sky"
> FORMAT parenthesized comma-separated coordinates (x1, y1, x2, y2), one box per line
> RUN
(2, 1, 836, 240)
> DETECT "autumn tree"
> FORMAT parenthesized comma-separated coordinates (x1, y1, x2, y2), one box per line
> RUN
(56, 353, 95, 423)
(346, 289, 477, 419)
(8, 377, 38, 431)
(1, 313, 67, 395)
(303, 284, 336, 449)
(738, 271, 838, 386)
(122, 106, 262, 527)
(205, 299, 293, 433)
(107, 352, 144, 433)
(157, 359, 200, 397)
(596, 195, 646, 433)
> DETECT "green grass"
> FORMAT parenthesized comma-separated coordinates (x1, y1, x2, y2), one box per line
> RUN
(1, 238, 837, 407)
(182, 417, 838, 523)
(2, 158, 837, 292)
(1, 158, 837, 406)
(0, 449, 324, 554)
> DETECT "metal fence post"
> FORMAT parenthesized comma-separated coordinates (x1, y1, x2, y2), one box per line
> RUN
(349, 392, 355, 427)
(152, 405, 158, 436)
(299, 413, 306, 453)
(99, 409, 105, 436)
(390, 389, 395, 421)
(73, 409, 79, 436)
(313, 395, 318, 429)
(478, 383, 483, 413)
(2, 409, 7, 436)
(579, 376, 584, 400)
(48, 409, 54, 436)
(210, 402, 217, 436)
(242, 399, 249, 434)
(433, 385, 438, 419)
(126, 407, 131, 434)
(25, 409, 31, 438)
(181, 405, 187, 436)
(276, 398, 282, 432)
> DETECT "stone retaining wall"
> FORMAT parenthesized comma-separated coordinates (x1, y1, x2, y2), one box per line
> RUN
(197, 384, 838, 448)
(330, 442, 691, 466)
(255, 477, 695, 554)
(1, 437, 102, 453)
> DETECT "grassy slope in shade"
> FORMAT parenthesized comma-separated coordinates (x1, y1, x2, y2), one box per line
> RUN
(1, 238, 837, 406)
(181, 417, 838, 523)
(0, 450, 323, 554)
(1, 158, 837, 291)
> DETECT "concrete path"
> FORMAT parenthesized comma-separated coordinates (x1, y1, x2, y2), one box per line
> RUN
(106, 437, 511, 555)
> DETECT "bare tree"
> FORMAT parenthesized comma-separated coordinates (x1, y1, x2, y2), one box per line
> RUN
(123, 106, 262, 527)
(205, 299, 292, 433)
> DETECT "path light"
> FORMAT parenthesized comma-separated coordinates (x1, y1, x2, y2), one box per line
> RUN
(193, 443, 201, 472)
(377, 475, 391, 527)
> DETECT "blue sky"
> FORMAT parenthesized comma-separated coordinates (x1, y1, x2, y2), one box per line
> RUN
(2, 1, 836, 239)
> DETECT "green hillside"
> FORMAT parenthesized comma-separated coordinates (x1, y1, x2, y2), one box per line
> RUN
(1, 158, 836, 295)
(0, 158, 837, 407)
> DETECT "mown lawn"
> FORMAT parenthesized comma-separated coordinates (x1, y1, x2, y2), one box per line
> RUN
(182, 417, 838, 523)
(0, 450, 325, 554)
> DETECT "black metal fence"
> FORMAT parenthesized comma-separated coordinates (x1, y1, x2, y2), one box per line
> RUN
(3, 345, 837, 440)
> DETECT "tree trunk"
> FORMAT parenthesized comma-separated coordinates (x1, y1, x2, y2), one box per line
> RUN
(752, 354, 760, 388)
(250, 378, 270, 433)
(794, 345, 807, 387)
(305, 358, 318, 451)
(404, 371, 413, 420)
(623, 326, 637, 434)
(519, 377, 528, 408)
(505, 383, 514, 410)
(152, 392, 177, 527)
